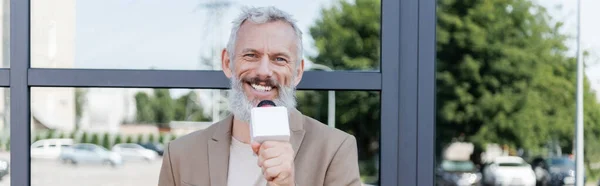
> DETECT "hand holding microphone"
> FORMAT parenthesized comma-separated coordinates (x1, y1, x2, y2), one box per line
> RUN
(250, 100, 295, 186)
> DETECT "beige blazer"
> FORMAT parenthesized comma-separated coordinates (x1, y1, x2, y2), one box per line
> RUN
(158, 108, 362, 186)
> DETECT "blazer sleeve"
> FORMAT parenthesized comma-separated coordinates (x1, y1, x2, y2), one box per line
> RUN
(323, 135, 362, 186)
(158, 142, 176, 186)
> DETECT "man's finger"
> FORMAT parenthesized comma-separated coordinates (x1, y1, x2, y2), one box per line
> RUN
(259, 148, 282, 161)
(271, 171, 290, 184)
(261, 157, 283, 168)
(264, 166, 282, 181)
(251, 142, 261, 155)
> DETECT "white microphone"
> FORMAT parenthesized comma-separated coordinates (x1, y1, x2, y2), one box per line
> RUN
(250, 100, 291, 143)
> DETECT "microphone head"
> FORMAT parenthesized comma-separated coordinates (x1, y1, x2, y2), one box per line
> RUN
(257, 100, 276, 107)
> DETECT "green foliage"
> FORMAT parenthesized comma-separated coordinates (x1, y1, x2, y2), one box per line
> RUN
(80, 132, 88, 143)
(135, 90, 210, 128)
(152, 89, 175, 128)
(304, 0, 381, 179)
(114, 135, 123, 146)
(148, 133, 156, 143)
(102, 133, 111, 149)
(434, 0, 600, 167)
(90, 133, 99, 145)
(137, 134, 144, 144)
(174, 91, 211, 122)
(126, 135, 134, 144)
(159, 133, 165, 144)
(135, 92, 155, 124)
(75, 88, 87, 130)
(69, 131, 76, 139)
(33, 134, 41, 144)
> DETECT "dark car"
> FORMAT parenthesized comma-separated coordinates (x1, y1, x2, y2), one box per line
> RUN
(546, 157, 585, 186)
(531, 157, 551, 186)
(0, 159, 9, 180)
(139, 142, 164, 156)
(436, 160, 482, 186)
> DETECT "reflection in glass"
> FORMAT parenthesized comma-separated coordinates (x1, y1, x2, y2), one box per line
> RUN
(0, 0, 8, 68)
(30, 87, 379, 185)
(30, 0, 381, 71)
(436, 0, 600, 185)
(0, 88, 9, 186)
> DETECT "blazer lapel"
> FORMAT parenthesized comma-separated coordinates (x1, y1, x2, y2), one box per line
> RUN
(288, 109, 306, 159)
(208, 115, 233, 186)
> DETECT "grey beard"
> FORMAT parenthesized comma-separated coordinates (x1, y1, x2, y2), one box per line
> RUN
(228, 75, 297, 123)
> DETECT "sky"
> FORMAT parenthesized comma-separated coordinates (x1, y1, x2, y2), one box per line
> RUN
(534, 0, 600, 98)
(74, 0, 336, 70)
(70, 0, 600, 99)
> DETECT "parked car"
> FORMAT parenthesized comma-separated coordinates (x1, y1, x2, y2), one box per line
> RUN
(436, 160, 482, 186)
(546, 157, 584, 186)
(59, 143, 123, 167)
(112, 143, 158, 162)
(0, 159, 8, 180)
(482, 156, 536, 186)
(531, 157, 551, 186)
(31, 138, 74, 159)
(138, 142, 164, 156)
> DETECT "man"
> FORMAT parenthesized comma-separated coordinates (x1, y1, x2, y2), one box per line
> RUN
(158, 6, 361, 186)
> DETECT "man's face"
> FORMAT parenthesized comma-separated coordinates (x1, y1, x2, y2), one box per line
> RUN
(222, 20, 304, 122)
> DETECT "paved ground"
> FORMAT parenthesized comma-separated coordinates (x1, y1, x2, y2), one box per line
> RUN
(0, 152, 163, 186)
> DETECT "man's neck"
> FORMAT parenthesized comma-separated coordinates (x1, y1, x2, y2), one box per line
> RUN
(232, 117, 251, 144)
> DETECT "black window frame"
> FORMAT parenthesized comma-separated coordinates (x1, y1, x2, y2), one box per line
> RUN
(6, 0, 436, 185)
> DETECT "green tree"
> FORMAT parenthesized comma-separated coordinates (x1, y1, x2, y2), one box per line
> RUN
(137, 134, 144, 144)
(90, 133, 100, 145)
(435, 0, 600, 166)
(126, 135, 134, 144)
(135, 92, 155, 123)
(159, 133, 165, 144)
(80, 132, 88, 143)
(148, 133, 156, 143)
(174, 91, 210, 122)
(75, 88, 88, 131)
(114, 135, 123, 146)
(102, 133, 111, 149)
(304, 0, 381, 180)
(152, 89, 175, 128)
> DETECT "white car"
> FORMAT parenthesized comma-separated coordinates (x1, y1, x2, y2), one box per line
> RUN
(483, 156, 536, 186)
(112, 143, 158, 162)
(60, 143, 123, 167)
(31, 138, 74, 160)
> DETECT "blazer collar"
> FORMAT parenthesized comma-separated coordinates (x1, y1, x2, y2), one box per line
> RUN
(208, 108, 306, 185)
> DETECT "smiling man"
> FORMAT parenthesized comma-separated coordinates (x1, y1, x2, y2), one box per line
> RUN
(158, 6, 361, 186)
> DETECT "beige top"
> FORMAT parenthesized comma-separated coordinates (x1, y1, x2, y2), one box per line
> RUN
(227, 137, 267, 186)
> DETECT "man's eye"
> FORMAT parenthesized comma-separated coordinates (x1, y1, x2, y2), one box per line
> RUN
(244, 54, 256, 58)
(275, 57, 287, 62)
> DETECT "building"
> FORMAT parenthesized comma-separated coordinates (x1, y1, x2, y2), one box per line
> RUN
(29, 0, 76, 132)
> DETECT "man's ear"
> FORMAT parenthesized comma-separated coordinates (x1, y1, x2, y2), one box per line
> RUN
(294, 59, 305, 86)
(222, 48, 232, 78)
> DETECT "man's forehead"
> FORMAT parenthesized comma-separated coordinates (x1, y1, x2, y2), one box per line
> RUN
(235, 21, 298, 53)
(237, 20, 297, 37)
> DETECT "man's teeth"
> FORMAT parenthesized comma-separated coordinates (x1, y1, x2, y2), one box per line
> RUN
(251, 84, 272, 92)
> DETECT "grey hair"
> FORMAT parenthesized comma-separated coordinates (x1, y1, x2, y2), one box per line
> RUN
(226, 6, 303, 67)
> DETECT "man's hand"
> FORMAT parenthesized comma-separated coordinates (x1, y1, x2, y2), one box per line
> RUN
(251, 141, 295, 186)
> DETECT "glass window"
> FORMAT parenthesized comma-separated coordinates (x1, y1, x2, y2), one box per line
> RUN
(30, 0, 380, 71)
(0, 88, 8, 185)
(30, 87, 380, 185)
(436, 0, 600, 185)
(0, 0, 7, 68)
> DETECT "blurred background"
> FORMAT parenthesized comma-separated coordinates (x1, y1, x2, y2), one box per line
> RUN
(0, 0, 597, 185)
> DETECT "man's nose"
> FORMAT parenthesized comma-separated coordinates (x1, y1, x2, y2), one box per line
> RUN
(256, 56, 273, 78)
